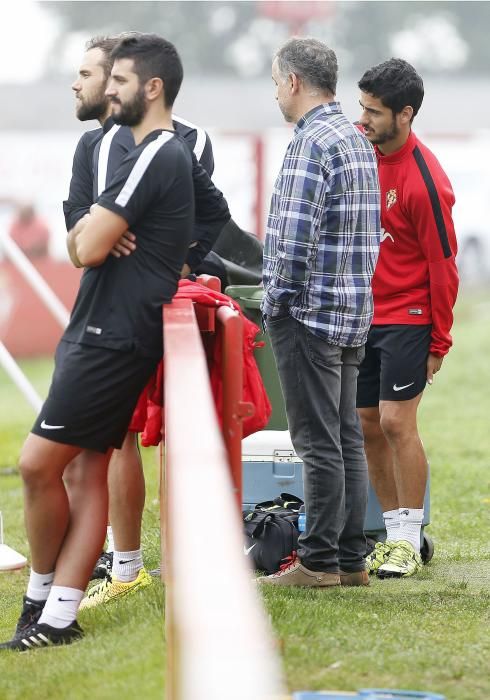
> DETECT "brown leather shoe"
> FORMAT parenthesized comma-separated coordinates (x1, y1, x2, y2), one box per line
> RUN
(339, 569, 370, 586)
(257, 555, 340, 588)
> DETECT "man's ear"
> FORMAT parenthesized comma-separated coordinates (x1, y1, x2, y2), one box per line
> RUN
(289, 72, 301, 95)
(398, 104, 414, 125)
(145, 77, 164, 102)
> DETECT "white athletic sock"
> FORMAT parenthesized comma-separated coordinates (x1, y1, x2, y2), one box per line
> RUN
(382, 509, 400, 541)
(38, 586, 84, 628)
(111, 549, 144, 583)
(106, 525, 115, 553)
(397, 507, 424, 552)
(26, 569, 55, 602)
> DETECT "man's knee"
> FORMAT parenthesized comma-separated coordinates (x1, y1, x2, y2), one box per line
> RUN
(379, 405, 417, 445)
(110, 432, 142, 472)
(18, 444, 51, 487)
(358, 407, 382, 443)
(19, 434, 80, 487)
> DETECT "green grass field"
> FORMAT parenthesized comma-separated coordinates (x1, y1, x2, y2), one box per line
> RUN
(0, 291, 489, 699)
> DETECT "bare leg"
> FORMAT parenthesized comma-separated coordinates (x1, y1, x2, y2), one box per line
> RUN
(58, 449, 111, 589)
(358, 406, 398, 512)
(379, 395, 427, 508)
(108, 432, 145, 552)
(19, 434, 81, 574)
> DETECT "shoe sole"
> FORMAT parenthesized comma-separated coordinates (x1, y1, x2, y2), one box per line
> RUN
(80, 578, 151, 610)
(340, 575, 369, 586)
(377, 567, 421, 579)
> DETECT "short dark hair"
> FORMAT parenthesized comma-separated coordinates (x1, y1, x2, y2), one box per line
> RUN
(276, 37, 338, 95)
(111, 33, 183, 107)
(358, 58, 424, 120)
(85, 36, 119, 80)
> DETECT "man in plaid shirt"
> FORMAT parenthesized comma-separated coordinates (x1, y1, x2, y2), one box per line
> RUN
(259, 37, 381, 588)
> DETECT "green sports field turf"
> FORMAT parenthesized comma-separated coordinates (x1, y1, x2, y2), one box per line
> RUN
(0, 290, 489, 699)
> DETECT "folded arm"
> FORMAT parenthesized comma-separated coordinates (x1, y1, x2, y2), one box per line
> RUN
(66, 204, 129, 268)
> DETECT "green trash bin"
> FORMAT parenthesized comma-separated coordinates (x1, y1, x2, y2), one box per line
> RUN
(225, 285, 288, 431)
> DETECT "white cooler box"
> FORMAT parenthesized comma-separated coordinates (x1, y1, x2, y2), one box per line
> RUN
(242, 431, 303, 511)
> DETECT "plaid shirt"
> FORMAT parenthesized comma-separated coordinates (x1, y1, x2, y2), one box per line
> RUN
(262, 103, 381, 347)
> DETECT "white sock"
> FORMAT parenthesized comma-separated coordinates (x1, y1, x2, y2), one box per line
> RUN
(26, 569, 55, 602)
(106, 525, 115, 553)
(397, 507, 424, 552)
(382, 509, 400, 541)
(111, 549, 144, 583)
(38, 586, 84, 628)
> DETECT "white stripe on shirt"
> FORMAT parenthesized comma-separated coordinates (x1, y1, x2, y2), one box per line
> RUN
(115, 131, 174, 208)
(172, 114, 206, 161)
(98, 124, 121, 196)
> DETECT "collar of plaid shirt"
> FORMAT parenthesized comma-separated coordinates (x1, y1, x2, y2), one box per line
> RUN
(295, 101, 342, 135)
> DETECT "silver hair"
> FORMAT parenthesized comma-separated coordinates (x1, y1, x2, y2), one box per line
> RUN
(275, 37, 338, 96)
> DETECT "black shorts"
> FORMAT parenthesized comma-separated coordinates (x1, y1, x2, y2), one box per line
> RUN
(32, 341, 159, 453)
(356, 325, 431, 408)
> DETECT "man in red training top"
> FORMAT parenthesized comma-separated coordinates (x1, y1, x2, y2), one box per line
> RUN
(357, 58, 458, 578)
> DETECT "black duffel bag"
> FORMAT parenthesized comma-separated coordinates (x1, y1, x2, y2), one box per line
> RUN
(243, 493, 303, 574)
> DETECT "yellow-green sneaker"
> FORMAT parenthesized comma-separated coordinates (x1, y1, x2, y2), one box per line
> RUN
(79, 567, 152, 610)
(365, 540, 396, 574)
(377, 540, 423, 578)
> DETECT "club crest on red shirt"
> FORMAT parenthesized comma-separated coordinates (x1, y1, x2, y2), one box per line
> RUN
(386, 188, 397, 210)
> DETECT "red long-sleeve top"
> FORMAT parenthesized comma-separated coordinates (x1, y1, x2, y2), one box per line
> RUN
(372, 131, 459, 357)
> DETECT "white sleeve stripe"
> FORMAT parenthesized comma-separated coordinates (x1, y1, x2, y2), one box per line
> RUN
(97, 124, 121, 196)
(115, 132, 174, 208)
(172, 113, 207, 161)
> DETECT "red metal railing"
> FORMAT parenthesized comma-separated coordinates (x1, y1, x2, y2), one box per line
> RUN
(216, 305, 254, 508)
(193, 274, 254, 509)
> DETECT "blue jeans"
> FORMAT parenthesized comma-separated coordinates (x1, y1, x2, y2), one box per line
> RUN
(267, 314, 368, 573)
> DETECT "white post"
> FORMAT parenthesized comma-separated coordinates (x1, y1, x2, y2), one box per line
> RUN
(0, 230, 69, 413)
(0, 512, 27, 571)
(0, 342, 42, 412)
(164, 301, 285, 700)
(0, 231, 70, 329)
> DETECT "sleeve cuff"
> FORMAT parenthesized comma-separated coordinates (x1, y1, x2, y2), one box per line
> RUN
(97, 198, 132, 226)
(185, 246, 204, 272)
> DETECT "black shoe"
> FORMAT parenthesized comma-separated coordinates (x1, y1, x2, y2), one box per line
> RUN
(0, 620, 83, 652)
(91, 551, 113, 580)
(13, 596, 45, 639)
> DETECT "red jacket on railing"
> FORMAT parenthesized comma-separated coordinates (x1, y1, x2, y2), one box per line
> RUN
(131, 279, 271, 447)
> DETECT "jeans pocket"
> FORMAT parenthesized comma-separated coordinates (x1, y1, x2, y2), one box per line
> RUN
(266, 310, 290, 326)
(303, 327, 341, 368)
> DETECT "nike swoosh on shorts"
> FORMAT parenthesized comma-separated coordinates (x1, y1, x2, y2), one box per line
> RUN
(40, 420, 65, 430)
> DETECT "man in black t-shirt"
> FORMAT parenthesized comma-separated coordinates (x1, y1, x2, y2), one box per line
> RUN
(61, 35, 229, 606)
(0, 34, 198, 652)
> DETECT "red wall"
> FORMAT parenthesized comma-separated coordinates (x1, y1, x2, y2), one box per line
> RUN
(0, 259, 82, 357)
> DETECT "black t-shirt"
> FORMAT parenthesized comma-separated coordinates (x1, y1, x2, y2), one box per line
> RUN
(63, 127, 103, 231)
(62, 129, 194, 358)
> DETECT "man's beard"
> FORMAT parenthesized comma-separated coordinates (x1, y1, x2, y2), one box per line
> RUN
(112, 86, 147, 127)
(368, 117, 399, 145)
(76, 87, 108, 122)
